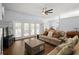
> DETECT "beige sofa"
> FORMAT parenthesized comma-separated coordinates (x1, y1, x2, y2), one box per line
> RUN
(39, 29, 66, 46)
(47, 35, 79, 55)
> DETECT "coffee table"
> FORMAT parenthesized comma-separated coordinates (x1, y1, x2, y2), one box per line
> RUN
(24, 38, 45, 55)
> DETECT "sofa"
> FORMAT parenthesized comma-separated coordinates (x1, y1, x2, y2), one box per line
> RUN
(47, 35, 79, 55)
(39, 28, 66, 46)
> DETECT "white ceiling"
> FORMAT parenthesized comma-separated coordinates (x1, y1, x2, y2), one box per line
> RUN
(4, 3, 79, 19)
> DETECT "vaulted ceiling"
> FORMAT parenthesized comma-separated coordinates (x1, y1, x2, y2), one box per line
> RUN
(4, 3, 79, 20)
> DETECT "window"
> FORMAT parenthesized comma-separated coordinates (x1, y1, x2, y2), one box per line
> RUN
(15, 23, 21, 37)
(31, 24, 35, 35)
(36, 24, 40, 34)
(24, 23, 29, 36)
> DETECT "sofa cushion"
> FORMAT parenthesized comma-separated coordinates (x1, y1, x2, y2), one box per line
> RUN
(57, 45, 73, 55)
(50, 37, 61, 43)
(66, 38, 73, 43)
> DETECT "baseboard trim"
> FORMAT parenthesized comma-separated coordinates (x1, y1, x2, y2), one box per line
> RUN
(15, 35, 36, 41)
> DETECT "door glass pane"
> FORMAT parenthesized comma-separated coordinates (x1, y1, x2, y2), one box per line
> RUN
(15, 23, 21, 37)
(31, 24, 35, 35)
(36, 24, 40, 34)
(24, 23, 29, 36)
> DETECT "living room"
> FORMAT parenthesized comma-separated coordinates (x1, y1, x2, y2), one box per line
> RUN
(0, 3, 79, 55)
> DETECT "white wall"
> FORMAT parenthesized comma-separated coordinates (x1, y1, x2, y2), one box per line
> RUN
(59, 16, 79, 32)
(43, 18, 60, 30)
(0, 3, 2, 20)
(0, 3, 2, 54)
(45, 16, 79, 32)
(4, 9, 43, 23)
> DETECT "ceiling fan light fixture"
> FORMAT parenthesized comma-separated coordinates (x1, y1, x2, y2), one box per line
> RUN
(41, 7, 53, 15)
(42, 12, 46, 15)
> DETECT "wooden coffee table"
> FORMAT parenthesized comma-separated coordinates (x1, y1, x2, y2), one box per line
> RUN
(24, 38, 45, 55)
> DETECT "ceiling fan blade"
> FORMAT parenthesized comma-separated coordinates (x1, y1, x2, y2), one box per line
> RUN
(48, 12, 53, 13)
(47, 9, 53, 11)
(46, 10, 53, 13)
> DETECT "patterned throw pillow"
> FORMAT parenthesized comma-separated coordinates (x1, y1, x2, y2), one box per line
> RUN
(53, 31, 60, 38)
(59, 31, 65, 37)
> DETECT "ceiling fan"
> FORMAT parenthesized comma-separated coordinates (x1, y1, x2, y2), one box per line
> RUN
(42, 7, 53, 15)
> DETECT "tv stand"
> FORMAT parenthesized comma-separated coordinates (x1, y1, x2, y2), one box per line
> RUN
(3, 27, 15, 49)
(3, 35, 15, 48)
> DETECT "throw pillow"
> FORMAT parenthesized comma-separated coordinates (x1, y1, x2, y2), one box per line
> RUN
(59, 31, 65, 37)
(43, 31, 48, 36)
(53, 31, 60, 38)
(47, 30, 54, 37)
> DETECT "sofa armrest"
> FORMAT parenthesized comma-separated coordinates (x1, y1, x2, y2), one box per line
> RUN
(73, 41, 79, 55)
(47, 47, 61, 55)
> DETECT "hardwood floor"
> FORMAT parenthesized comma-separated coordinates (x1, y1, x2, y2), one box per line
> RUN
(3, 39, 55, 55)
